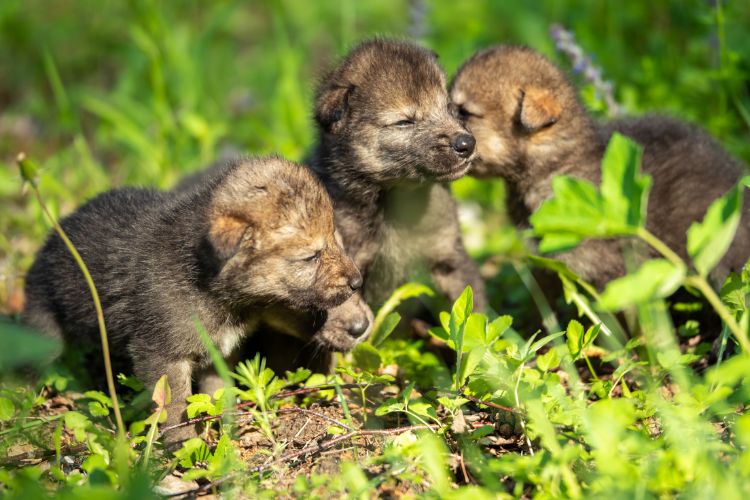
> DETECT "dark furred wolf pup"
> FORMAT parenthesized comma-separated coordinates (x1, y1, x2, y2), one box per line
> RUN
(450, 45, 749, 286)
(23, 156, 361, 443)
(175, 163, 375, 374)
(312, 38, 487, 310)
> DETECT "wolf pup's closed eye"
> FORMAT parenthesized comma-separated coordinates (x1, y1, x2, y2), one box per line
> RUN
(310, 38, 487, 311)
(22, 156, 360, 445)
(451, 45, 749, 286)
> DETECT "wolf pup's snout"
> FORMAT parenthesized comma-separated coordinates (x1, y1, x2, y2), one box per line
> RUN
(347, 316, 369, 338)
(451, 133, 476, 157)
(348, 271, 363, 291)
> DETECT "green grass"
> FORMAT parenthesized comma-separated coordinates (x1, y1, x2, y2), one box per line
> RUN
(1, 0, 750, 497)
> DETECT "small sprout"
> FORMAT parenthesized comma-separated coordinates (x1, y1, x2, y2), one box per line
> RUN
(16, 152, 39, 187)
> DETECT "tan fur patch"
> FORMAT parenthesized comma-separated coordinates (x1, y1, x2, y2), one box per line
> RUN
(520, 87, 561, 131)
(209, 214, 248, 258)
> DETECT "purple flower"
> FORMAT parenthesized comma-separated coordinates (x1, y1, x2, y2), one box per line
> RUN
(549, 24, 624, 117)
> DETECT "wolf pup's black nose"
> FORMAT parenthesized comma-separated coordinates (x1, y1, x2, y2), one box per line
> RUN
(451, 133, 476, 157)
(349, 272, 363, 290)
(348, 317, 370, 338)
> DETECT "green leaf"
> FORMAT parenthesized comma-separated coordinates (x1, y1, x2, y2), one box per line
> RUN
(0, 397, 15, 421)
(186, 393, 218, 418)
(566, 320, 584, 359)
(486, 315, 512, 344)
(63, 411, 91, 442)
(370, 312, 401, 347)
(600, 132, 650, 229)
(582, 324, 602, 349)
(375, 398, 405, 417)
(173, 437, 211, 468)
(449, 286, 474, 354)
(408, 401, 438, 420)
(529, 133, 650, 253)
(371, 282, 434, 346)
(721, 272, 748, 315)
(458, 346, 485, 387)
(687, 181, 745, 276)
(284, 368, 312, 386)
(417, 434, 452, 496)
(536, 348, 560, 372)
(0, 319, 61, 371)
(531, 177, 609, 252)
(598, 259, 686, 311)
(463, 313, 489, 351)
(88, 401, 110, 417)
(84, 390, 113, 408)
(528, 331, 566, 355)
(352, 342, 382, 372)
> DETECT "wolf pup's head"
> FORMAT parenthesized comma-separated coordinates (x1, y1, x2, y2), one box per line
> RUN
(315, 39, 476, 186)
(207, 157, 362, 310)
(450, 45, 591, 183)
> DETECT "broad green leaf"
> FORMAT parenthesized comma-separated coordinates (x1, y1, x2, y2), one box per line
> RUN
(284, 368, 312, 386)
(531, 177, 609, 252)
(408, 401, 438, 420)
(536, 348, 560, 372)
(375, 398, 405, 416)
(64, 411, 90, 442)
(585, 399, 636, 455)
(566, 320, 584, 358)
(449, 286, 474, 355)
(173, 437, 211, 468)
(88, 401, 110, 417)
(0, 319, 61, 371)
(186, 393, 218, 418)
(527, 255, 584, 283)
(417, 434, 452, 496)
(458, 347, 485, 387)
(352, 342, 382, 372)
(371, 282, 433, 346)
(582, 324, 602, 349)
(0, 397, 15, 421)
(687, 181, 745, 276)
(538, 232, 585, 253)
(370, 312, 400, 347)
(463, 313, 489, 351)
(721, 272, 748, 315)
(84, 390, 113, 408)
(487, 315, 513, 344)
(528, 331, 566, 355)
(530, 134, 650, 253)
(600, 132, 649, 228)
(428, 325, 451, 347)
(599, 259, 686, 311)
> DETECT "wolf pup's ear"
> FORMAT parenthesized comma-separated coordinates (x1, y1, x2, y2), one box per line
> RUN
(518, 87, 561, 132)
(208, 214, 252, 260)
(315, 84, 354, 134)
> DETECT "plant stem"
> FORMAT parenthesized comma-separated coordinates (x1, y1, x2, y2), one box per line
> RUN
(637, 227, 749, 353)
(514, 362, 535, 456)
(636, 228, 685, 270)
(514, 262, 560, 334)
(569, 291, 613, 337)
(31, 187, 125, 437)
(685, 276, 750, 353)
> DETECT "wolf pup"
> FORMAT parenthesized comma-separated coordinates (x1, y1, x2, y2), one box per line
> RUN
(312, 38, 487, 310)
(176, 164, 374, 375)
(23, 156, 362, 443)
(450, 45, 749, 286)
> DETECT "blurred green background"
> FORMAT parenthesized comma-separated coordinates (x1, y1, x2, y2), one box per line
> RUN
(1, 0, 749, 315)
